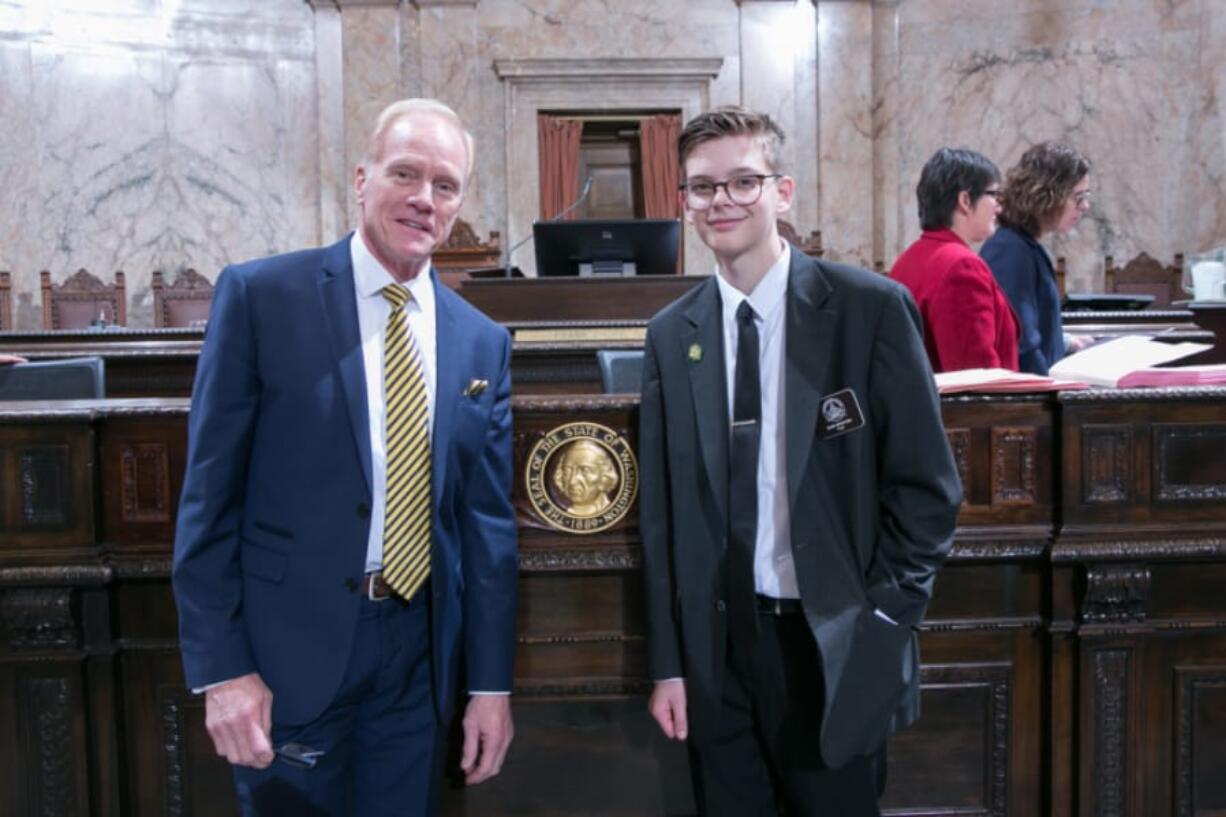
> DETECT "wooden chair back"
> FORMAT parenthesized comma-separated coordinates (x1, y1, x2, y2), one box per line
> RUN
(152, 269, 214, 328)
(41, 269, 126, 329)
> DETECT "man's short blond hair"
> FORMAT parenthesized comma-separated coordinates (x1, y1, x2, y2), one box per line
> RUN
(364, 98, 476, 179)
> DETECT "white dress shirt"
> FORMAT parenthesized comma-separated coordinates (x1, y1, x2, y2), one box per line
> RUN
(714, 241, 798, 600)
(351, 229, 438, 574)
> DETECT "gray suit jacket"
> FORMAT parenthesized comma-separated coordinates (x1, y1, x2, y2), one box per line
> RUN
(639, 248, 960, 767)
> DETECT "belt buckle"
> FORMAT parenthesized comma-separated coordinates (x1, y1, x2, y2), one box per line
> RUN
(366, 571, 390, 602)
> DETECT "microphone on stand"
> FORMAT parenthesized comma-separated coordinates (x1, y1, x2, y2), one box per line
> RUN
(504, 176, 594, 278)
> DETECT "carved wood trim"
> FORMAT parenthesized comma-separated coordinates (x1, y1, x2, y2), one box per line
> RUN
(1083, 424, 1132, 504)
(511, 363, 602, 385)
(1082, 564, 1150, 623)
(511, 395, 641, 413)
(1154, 425, 1226, 501)
(990, 426, 1037, 506)
(1052, 536, 1226, 563)
(514, 678, 653, 697)
(1093, 648, 1130, 817)
(946, 428, 971, 506)
(2, 588, 78, 649)
(120, 443, 171, 523)
(20, 675, 79, 817)
(160, 689, 186, 817)
(518, 546, 640, 572)
(1175, 668, 1226, 817)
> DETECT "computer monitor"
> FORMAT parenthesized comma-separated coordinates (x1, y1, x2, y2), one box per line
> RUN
(1062, 292, 1155, 312)
(533, 219, 681, 277)
(0, 356, 106, 400)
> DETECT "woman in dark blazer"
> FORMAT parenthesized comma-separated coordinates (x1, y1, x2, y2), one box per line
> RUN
(891, 147, 1018, 373)
(980, 142, 1091, 374)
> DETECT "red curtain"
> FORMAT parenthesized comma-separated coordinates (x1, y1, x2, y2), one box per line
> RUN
(639, 113, 682, 220)
(537, 115, 583, 220)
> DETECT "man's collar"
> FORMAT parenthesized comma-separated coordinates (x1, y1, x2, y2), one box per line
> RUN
(350, 229, 434, 305)
(715, 241, 791, 320)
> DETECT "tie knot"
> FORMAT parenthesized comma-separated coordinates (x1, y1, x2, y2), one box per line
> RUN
(382, 283, 410, 310)
(736, 300, 756, 324)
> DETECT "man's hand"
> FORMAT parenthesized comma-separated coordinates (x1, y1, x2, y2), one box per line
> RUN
(204, 672, 275, 768)
(649, 679, 688, 740)
(460, 695, 513, 785)
(0, 354, 26, 365)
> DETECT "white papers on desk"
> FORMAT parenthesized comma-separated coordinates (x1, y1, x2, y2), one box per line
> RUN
(934, 368, 1088, 394)
(1049, 335, 1215, 387)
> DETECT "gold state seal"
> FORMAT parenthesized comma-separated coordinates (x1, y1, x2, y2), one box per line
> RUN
(525, 422, 638, 534)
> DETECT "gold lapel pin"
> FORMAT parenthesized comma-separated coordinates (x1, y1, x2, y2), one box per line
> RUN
(464, 379, 488, 397)
(688, 343, 702, 363)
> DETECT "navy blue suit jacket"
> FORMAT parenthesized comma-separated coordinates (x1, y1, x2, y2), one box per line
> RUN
(172, 234, 518, 726)
(980, 225, 1064, 375)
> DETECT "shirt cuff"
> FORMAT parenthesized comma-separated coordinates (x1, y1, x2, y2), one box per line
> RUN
(469, 690, 511, 696)
(192, 678, 236, 695)
(873, 608, 900, 626)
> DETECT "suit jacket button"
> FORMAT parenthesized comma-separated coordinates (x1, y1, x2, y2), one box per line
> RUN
(716, 600, 726, 613)
(356, 503, 371, 519)
(344, 577, 358, 592)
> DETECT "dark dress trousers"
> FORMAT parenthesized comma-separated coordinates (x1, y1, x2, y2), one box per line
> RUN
(980, 224, 1064, 375)
(639, 248, 961, 775)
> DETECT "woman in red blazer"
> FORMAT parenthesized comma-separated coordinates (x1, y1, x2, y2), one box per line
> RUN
(891, 148, 1019, 372)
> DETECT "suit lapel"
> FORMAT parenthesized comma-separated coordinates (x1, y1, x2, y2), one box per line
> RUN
(683, 279, 730, 532)
(431, 270, 460, 510)
(318, 234, 373, 495)
(785, 251, 835, 511)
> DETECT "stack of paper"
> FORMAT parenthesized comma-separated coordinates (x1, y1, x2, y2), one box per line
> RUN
(1049, 335, 1222, 388)
(934, 368, 1088, 394)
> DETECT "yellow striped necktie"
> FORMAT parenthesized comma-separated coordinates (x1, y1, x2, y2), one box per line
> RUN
(380, 283, 432, 601)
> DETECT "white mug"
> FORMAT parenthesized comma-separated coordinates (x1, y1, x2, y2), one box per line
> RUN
(1191, 260, 1226, 301)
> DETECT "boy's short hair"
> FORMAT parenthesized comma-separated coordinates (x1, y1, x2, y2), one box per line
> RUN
(677, 106, 786, 177)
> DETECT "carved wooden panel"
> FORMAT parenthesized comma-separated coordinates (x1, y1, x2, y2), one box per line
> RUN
(1082, 564, 1150, 623)
(0, 429, 94, 549)
(946, 428, 971, 506)
(1083, 424, 1132, 504)
(883, 663, 1011, 816)
(120, 443, 171, 523)
(19, 675, 81, 817)
(1093, 648, 1130, 817)
(1154, 425, 1226, 501)
(18, 445, 70, 528)
(990, 426, 1037, 506)
(1, 588, 77, 649)
(1175, 668, 1226, 817)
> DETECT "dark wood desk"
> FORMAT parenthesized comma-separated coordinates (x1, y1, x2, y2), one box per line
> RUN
(3, 390, 1226, 816)
(0, 323, 648, 398)
(457, 276, 704, 322)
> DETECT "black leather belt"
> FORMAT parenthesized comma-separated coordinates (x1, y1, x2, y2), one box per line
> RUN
(361, 571, 395, 601)
(755, 594, 803, 615)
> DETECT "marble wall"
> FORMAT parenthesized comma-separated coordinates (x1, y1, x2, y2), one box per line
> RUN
(0, 0, 320, 328)
(1, 0, 1224, 327)
(874, 0, 1226, 291)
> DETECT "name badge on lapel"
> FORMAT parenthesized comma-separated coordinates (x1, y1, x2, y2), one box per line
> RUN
(816, 388, 865, 439)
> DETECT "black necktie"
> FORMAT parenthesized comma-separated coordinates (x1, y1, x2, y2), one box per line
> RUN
(728, 300, 760, 648)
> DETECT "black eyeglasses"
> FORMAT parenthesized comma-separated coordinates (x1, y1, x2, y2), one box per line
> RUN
(679, 174, 782, 209)
(981, 189, 1003, 200)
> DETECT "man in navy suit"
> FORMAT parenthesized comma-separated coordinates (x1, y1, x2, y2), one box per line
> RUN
(172, 98, 517, 816)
